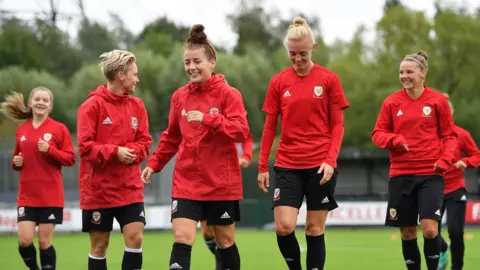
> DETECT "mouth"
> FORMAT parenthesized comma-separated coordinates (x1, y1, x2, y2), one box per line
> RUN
(34, 106, 47, 110)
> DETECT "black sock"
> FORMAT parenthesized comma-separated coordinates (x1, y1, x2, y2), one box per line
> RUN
(306, 234, 326, 270)
(449, 233, 464, 270)
(88, 254, 107, 270)
(217, 243, 240, 270)
(169, 243, 192, 270)
(402, 238, 421, 270)
(40, 245, 56, 270)
(122, 247, 142, 270)
(204, 237, 217, 255)
(424, 235, 441, 270)
(276, 232, 302, 270)
(18, 243, 39, 270)
(440, 235, 449, 252)
(214, 248, 223, 270)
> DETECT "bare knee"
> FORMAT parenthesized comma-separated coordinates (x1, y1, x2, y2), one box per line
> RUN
(18, 235, 34, 247)
(201, 223, 215, 239)
(421, 220, 438, 239)
(213, 225, 235, 249)
(173, 227, 196, 245)
(38, 235, 52, 250)
(305, 222, 325, 236)
(125, 231, 143, 249)
(275, 221, 296, 236)
(90, 234, 110, 257)
(400, 226, 418, 240)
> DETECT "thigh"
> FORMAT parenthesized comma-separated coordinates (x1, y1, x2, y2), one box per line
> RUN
(17, 206, 39, 225)
(38, 207, 63, 224)
(305, 168, 338, 211)
(82, 208, 115, 233)
(418, 175, 444, 222)
(114, 203, 146, 231)
(385, 176, 419, 227)
(272, 167, 305, 210)
(204, 200, 240, 226)
(445, 188, 467, 233)
(171, 198, 203, 223)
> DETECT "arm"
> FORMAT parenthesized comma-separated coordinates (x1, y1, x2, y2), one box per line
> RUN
(46, 125, 76, 166)
(434, 98, 458, 171)
(372, 100, 407, 149)
(325, 74, 350, 167)
(125, 100, 153, 163)
(11, 130, 21, 171)
(460, 130, 480, 168)
(201, 89, 249, 142)
(241, 133, 253, 162)
(258, 114, 277, 173)
(77, 100, 118, 168)
(146, 93, 182, 173)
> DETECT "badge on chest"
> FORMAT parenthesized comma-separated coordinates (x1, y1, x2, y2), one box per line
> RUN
(43, 133, 52, 142)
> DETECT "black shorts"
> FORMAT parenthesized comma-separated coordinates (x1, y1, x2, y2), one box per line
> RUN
(171, 198, 240, 226)
(385, 175, 444, 227)
(17, 206, 63, 225)
(272, 166, 338, 211)
(440, 188, 467, 231)
(82, 203, 146, 232)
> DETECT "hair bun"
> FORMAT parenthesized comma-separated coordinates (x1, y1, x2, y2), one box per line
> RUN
(293, 17, 308, 27)
(416, 50, 428, 61)
(188, 24, 207, 44)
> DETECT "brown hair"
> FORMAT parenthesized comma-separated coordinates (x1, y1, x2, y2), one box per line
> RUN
(403, 50, 428, 70)
(184, 24, 217, 60)
(0, 87, 53, 123)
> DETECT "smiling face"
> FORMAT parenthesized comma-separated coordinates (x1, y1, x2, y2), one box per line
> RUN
(399, 60, 427, 90)
(118, 61, 139, 94)
(286, 37, 317, 73)
(184, 47, 216, 84)
(28, 89, 52, 117)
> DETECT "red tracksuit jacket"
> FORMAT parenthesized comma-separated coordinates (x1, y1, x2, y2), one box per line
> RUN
(12, 118, 76, 207)
(147, 74, 250, 201)
(240, 133, 253, 162)
(372, 87, 457, 177)
(444, 125, 480, 194)
(77, 85, 153, 210)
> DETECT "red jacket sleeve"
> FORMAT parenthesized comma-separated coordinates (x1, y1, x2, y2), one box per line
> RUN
(325, 74, 349, 167)
(372, 100, 407, 149)
(147, 92, 182, 173)
(460, 129, 480, 168)
(434, 97, 458, 171)
(125, 100, 153, 164)
(241, 133, 253, 162)
(258, 114, 277, 173)
(11, 129, 21, 171)
(201, 89, 249, 142)
(46, 125, 76, 166)
(77, 100, 118, 168)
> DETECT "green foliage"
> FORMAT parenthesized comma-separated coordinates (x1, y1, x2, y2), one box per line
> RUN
(0, 2, 480, 148)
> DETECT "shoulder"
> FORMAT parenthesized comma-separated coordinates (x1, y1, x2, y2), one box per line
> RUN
(78, 95, 101, 112)
(270, 67, 294, 85)
(128, 95, 147, 109)
(171, 86, 189, 105)
(382, 89, 404, 105)
(425, 87, 448, 102)
(315, 64, 339, 80)
(455, 125, 469, 137)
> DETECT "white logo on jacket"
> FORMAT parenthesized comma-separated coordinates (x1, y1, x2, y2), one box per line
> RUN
(43, 133, 52, 142)
(422, 106, 432, 117)
(313, 86, 323, 97)
(131, 117, 138, 129)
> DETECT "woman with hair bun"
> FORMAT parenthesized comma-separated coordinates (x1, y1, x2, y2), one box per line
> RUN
(258, 17, 350, 270)
(142, 24, 250, 270)
(372, 50, 457, 270)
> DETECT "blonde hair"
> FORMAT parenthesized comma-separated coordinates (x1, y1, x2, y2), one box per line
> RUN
(0, 87, 54, 123)
(283, 17, 316, 48)
(403, 50, 428, 70)
(99, 50, 136, 81)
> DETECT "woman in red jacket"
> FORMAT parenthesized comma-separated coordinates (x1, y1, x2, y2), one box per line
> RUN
(1, 87, 76, 270)
(77, 49, 152, 270)
(257, 17, 349, 270)
(200, 133, 253, 270)
(141, 24, 249, 270)
(437, 94, 480, 270)
(372, 50, 457, 270)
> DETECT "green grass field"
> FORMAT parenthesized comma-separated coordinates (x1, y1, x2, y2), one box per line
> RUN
(0, 228, 478, 269)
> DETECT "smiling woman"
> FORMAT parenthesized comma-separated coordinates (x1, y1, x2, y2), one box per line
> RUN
(0, 87, 76, 270)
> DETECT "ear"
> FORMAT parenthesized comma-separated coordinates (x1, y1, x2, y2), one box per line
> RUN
(210, 58, 217, 69)
(312, 43, 318, 51)
(118, 71, 125, 81)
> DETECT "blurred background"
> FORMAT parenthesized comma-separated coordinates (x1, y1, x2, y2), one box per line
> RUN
(0, 0, 480, 269)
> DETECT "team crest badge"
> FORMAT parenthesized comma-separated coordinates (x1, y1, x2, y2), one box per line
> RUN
(389, 208, 398, 220)
(273, 188, 280, 201)
(181, 109, 187, 117)
(313, 86, 323, 97)
(43, 133, 52, 142)
(171, 200, 178, 214)
(422, 106, 432, 117)
(92, 211, 101, 224)
(18, 207, 25, 217)
(131, 117, 138, 129)
(209, 107, 219, 115)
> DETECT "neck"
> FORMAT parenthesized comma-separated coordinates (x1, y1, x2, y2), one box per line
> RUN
(107, 82, 125, 96)
(406, 85, 425, 99)
(32, 114, 47, 125)
(294, 61, 314, 76)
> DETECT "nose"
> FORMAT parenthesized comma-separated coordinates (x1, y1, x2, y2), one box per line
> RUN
(295, 55, 302, 62)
